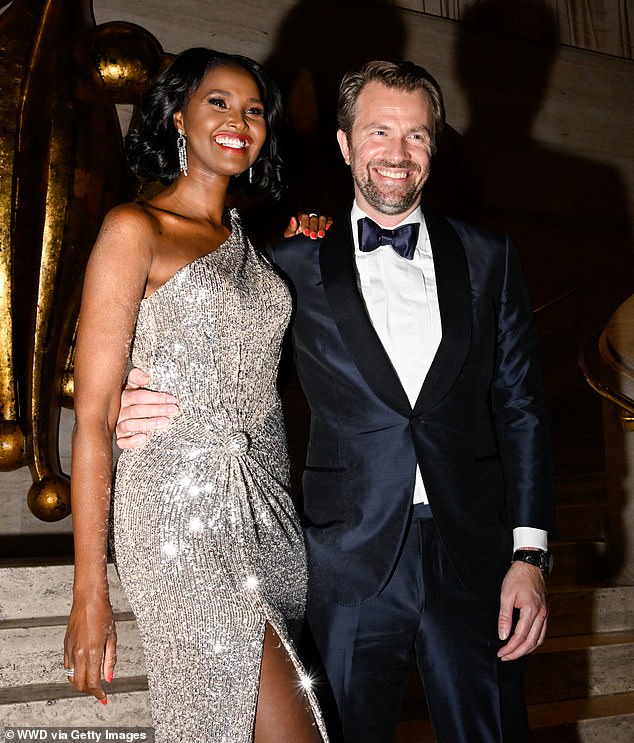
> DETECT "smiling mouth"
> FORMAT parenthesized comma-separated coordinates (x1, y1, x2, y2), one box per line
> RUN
(375, 167, 409, 180)
(214, 135, 249, 149)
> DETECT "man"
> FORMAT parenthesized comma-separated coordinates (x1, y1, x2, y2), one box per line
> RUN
(117, 61, 555, 743)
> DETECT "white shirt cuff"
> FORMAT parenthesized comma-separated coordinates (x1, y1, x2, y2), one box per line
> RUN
(513, 527, 548, 552)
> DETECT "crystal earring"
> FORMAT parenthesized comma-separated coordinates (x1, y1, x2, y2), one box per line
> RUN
(177, 130, 188, 176)
(248, 166, 253, 184)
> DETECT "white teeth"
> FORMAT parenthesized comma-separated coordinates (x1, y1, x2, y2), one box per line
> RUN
(215, 136, 247, 149)
(376, 168, 407, 179)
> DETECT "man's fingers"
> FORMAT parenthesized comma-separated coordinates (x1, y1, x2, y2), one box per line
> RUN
(120, 388, 178, 409)
(116, 432, 148, 450)
(498, 601, 513, 642)
(118, 403, 177, 426)
(125, 367, 150, 389)
(116, 412, 172, 439)
(498, 609, 548, 661)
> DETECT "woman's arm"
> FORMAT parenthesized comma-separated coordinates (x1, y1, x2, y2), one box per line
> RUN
(64, 204, 153, 702)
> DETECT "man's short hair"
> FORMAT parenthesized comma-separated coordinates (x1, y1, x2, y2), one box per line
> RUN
(337, 60, 445, 153)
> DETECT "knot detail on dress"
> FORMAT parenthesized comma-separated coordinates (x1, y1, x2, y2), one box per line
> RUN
(224, 431, 251, 457)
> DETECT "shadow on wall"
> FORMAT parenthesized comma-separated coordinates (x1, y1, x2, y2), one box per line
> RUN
(452, 0, 633, 321)
(262, 0, 407, 220)
(448, 0, 633, 458)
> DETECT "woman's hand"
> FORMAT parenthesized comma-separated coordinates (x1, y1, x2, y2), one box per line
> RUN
(64, 593, 117, 703)
(284, 212, 333, 240)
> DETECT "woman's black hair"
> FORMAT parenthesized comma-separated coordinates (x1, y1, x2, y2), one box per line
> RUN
(125, 47, 286, 200)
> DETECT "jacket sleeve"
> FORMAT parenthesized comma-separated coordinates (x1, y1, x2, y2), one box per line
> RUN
(492, 236, 556, 535)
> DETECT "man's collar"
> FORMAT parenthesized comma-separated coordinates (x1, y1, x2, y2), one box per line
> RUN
(351, 201, 423, 229)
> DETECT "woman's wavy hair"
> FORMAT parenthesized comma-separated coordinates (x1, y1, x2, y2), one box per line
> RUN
(126, 47, 286, 200)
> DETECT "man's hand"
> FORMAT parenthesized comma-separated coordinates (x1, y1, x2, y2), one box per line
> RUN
(497, 561, 548, 661)
(115, 368, 179, 449)
(284, 213, 333, 240)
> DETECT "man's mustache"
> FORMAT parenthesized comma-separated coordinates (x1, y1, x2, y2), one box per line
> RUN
(368, 160, 421, 172)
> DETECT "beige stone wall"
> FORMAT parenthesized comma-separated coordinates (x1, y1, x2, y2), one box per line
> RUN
(91, 0, 634, 214)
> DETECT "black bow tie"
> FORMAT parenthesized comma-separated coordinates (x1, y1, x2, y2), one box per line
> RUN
(358, 217, 419, 261)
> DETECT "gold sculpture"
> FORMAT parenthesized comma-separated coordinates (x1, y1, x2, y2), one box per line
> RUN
(0, 0, 165, 520)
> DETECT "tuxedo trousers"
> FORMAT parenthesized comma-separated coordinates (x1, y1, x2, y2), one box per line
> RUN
(306, 510, 529, 743)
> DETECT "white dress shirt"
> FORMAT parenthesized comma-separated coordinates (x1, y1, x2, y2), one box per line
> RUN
(352, 202, 439, 506)
(350, 202, 547, 552)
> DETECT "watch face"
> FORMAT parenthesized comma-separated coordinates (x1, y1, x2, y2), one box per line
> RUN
(544, 551, 554, 576)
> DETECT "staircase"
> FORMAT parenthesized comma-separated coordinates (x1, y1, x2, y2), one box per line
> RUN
(0, 563, 150, 727)
(2, 416, 634, 738)
(525, 458, 634, 743)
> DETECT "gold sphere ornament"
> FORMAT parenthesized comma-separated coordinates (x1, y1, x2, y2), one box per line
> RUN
(91, 21, 167, 103)
(0, 421, 26, 471)
(27, 477, 71, 522)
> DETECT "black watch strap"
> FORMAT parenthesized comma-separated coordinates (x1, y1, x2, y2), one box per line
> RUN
(512, 549, 552, 577)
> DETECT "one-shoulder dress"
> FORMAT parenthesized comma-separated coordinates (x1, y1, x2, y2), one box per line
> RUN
(112, 210, 327, 742)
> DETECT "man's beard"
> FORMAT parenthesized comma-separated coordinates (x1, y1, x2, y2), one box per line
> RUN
(351, 157, 429, 216)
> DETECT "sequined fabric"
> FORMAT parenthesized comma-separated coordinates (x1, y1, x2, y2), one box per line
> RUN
(113, 210, 327, 742)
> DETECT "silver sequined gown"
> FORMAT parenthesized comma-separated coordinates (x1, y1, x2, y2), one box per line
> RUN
(113, 210, 327, 742)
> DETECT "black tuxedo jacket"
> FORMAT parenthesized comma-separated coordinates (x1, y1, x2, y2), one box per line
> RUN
(266, 207, 555, 604)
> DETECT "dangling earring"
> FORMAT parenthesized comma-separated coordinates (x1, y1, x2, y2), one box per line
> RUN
(177, 130, 188, 176)
(248, 166, 253, 184)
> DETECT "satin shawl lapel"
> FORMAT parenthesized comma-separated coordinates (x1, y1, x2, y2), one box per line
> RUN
(412, 210, 472, 416)
(319, 214, 412, 416)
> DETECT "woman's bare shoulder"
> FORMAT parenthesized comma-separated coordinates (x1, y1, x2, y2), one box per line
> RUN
(99, 201, 164, 239)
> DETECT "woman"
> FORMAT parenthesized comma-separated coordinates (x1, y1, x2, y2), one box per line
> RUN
(63, 48, 328, 742)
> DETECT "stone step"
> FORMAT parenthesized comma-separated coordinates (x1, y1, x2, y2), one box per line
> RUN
(555, 472, 606, 507)
(0, 563, 149, 727)
(553, 466, 607, 542)
(0, 564, 130, 622)
(0, 682, 150, 727)
(547, 584, 634, 636)
(395, 692, 634, 743)
(552, 442, 605, 481)
(525, 631, 634, 704)
(528, 692, 634, 743)
(4, 557, 633, 738)
(0, 618, 145, 689)
(549, 540, 607, 585)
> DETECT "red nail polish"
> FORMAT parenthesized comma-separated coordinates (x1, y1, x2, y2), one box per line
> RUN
(326, 223, 332, 230)
(303, 229, 310, 236)
(318, 230, 325, 238)
(100, 697, 108, 705)
(107, 671, 114, 683)
(310, 231, 317, 238)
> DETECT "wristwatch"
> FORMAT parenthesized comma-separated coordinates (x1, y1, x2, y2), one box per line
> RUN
(512, 549, 553, 577)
